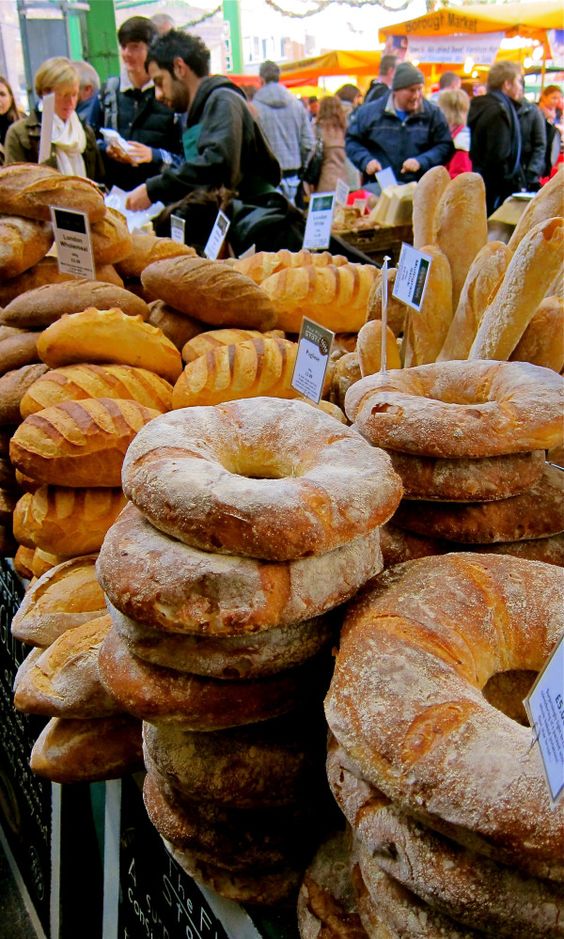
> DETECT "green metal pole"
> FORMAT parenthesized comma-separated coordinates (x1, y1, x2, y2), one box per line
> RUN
(67, 11, 83, 60)
(222, 0, 243, 74)
(84, 0, 119, 83)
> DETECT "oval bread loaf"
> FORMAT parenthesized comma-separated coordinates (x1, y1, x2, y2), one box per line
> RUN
(146, 301, 204, 351)
(0, 277, 150, 328)
(262, 263, 378, 333)
(90, 207, 133, 265)
(29, 715, 142, 784)
(0, 163, 105, 222)
(510, 296, 564, 372)
(13, 486, 127, 556)
(0, 327, 40, 376)
(116, 233, 196, 279)
(0, 363, 49, 425)
(230, 249, 349, 284)
(0, 216, 53, 279)
(181, 327, 284, 363)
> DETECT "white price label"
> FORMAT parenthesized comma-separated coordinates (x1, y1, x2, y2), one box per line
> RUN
(525, 636, 564, 806)
(50, 207, 95, 280)
(303, 192, 336, 251)
(291, 317, 334, 403)
(392, 242, 433, 312)
(38, 92, 55, 165)
(204, 210, 230, 259)
(376, 166, 398, 190)
(335, 178, 349, 206)
(170, 215, 185, 244)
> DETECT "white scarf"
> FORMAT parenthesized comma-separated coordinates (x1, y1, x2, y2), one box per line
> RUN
(51, 111, 87, 176)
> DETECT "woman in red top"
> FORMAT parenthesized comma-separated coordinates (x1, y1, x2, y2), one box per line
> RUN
(438, 88, 472, 178)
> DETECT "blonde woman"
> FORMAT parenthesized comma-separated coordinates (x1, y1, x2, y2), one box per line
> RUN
(438, 88, 472, 178)
(5, 57, 103, 179)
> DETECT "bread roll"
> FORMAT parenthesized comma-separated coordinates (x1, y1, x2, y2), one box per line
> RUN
(0, 327, 40, 376)
(231, 249, 349, 284)
(402, 246, 453, 366)
(0, 363, 49, 425)
(329, 351, 361, 409)
(434, 172, 488, 310)
(438, 241, 512, 361)
(0, 216, 53, 280)
(182, 327, 284, 363)
(29, 715, 142, 783)
(365, 268, 406, 336)
(510, 296, 564, 372)
(36, 307, 182, 383)
(356, 320, 401, 376)
(141, 256, 277, 330)
(172, 337, 299, 408)
(0, 163, 105, 222)
(116, 233, 196, 279)
(20, 363, 172, 417)
(412, 165, 450, 248)
(262, 263, 378, 333)
(10, 397, 159, 487)
(508, 166, 564, 252)
(470, 217, 564, 360)
(90, 207, 132, 265)
(0, 277, 149, 328)
(146, 301, 204, 351)
(13, 486, 126, 555)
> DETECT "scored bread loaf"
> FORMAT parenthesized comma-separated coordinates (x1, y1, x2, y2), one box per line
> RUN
(470, 217, 564, 360)
(0, 163, 105, 222)
(230, 249, 349, 284)
(365, 269, 405, 337)
(36, 307, 182, 383)
(10, 397, 160, 487)
(0, 326, 40, 376)
(30, 715, 142, 783)
(0, 278, 150, 328)
(0, 363, 49, 425)
(434, 172, 488, 310)
(402, 246, 453, 366)
(141, 256, 277, 330)
(0, 216, 53, 280)
(412, 165, 450, 249)
(90, 207, 133, 265)
(30, 548, 66, 578)
(508, 166, 564, 252)
(20, 363, 172, 416)
(146, 301, 204, 351)
(182, 327, 284, 363)
(116, 233, 196, 279)
(13, 486, 127, 555)
(356, 320, 401, 376)
(172, 337, 299, 408)
(509, 296, 564, 372)
(262, 263, 378, 333)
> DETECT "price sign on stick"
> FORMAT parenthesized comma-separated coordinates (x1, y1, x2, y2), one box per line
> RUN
(291, 317, 334, 403)
(380, 255, 390, 372)
(524, 636, 564, 807)
(393, 242, 433, 312)
(170, 214, 185, 244)
(303, 192, 336, 250)
(204, 209, 230, 259)
(50, 207, 95, 280)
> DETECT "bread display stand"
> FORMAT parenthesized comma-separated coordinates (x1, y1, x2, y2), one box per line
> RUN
(334, 222, 412, 266)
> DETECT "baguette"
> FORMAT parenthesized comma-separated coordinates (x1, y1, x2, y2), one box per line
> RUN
(20, 363, 172, 417)
(231, 249, 349, 284)
(0, 216, 53, 279)
(172, 337, 300, 408)
(412, 165, 450, 248)
(508, 166, 564, 252)
(90, 207, 132, 265)
(29, 715, 143, 783)
(141, 256, 277, 330)
(365, 268, 405, 336)
(470, 217, 564, 360)
(0, 363, 49, 425)
(510, 296, 564, 372)
(116, 233, 196, 279)
(0, 163, 105, 222)
(356, 320, 401, 376)
(438, 242, 512, 361)
(147, 301, 204, 351)
(10, 397, 160, 487)
(182, 327, 284, 363)
(0, 327, 41, 376)
(36, 307, 182, 383)
(434, 172, 488, 310)
(0, 277, 149, 328)
(13, 486, 127, 555)
(402, 246, 453, 366)
(262, 264, 378, 333)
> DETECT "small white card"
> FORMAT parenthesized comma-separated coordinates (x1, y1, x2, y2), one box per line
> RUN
(50, 206, 95, 280)
(170, 214, 185, 244)
(303, 192, 336, 250)
(291, 317, 334, 403)
(376, 166, 398, 190)
(204, 210, 230, 259)
(392, 242, 433, 312)
(38, 92, 55, 164)
(335, 178, 349, 207)
(524, 636, 564, 806)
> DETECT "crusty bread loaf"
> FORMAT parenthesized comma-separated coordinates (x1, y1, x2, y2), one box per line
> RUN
(510, 296, 564, 372)
(402, 246, 453, 366)
(0, 216, 53, 280)
(11, 554, 105, 646)
(1, 278, 149, 329)
(0, 163, 105, 222)
(356, 320, 401, 376)
(116, 233, 196, 279)
(328, 351, 361, 409)
(0, 326, 41, 376)
(508, 166, 564, 252)
(0, 259, 128, 307)
(146, 301, 204, 351)
(30, 547, 66, 578)
(36, 307, 182, 382)
(438, 241, 512, 361)
(20, 363, 172, 416)
(14, 544, 35, 579)
(90, 207, 132, 265)
(297, 831, 369, 939)
(182, 327, 284, 363)
(231, 249, 349, 284)
(141, 256, 277, 330)
(15, 470, 39, 492)
(0, 363, 49, 425)
(10, 397, 159, 487)
(13, 486, 126, 555)
(365, 268, 406, 337)
(412, 165, 450, 248)
(470, 217, 564, 360)
(172, 337, 300, 408)
(434, 172, 488, 310)
(262, 263, 378, 333)
(29, 715, 142, 783)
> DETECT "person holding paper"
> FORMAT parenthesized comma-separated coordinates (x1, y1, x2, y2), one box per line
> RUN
(4, 57, 103, 179)
(345, 62, 453, 190)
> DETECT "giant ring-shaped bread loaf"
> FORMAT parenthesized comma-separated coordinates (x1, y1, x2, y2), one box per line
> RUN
(121, 397, 402, 560)
(345, 361, 564, 458)
(324, 553, 564, 881)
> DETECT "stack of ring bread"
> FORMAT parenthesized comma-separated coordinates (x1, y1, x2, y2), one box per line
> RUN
(324, 552, 564, 938)
(95, 396, 403, 904)
(345, 360, 564, 568)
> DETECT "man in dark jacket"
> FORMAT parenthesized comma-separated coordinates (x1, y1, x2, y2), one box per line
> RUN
(346, 62, 453, 187)
(126, 29, 280, 211)
(517, 97, 547, 191)
(363, 55, 397, 106)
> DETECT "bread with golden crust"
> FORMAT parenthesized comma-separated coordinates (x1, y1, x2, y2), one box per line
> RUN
(181, 327, 284, 363)
(146, 301, 204, 351)
(13, 486, 127, 555)
(434, 172, 488, 310)
(0, 163, 105, 221)
(297, 830, 368, 939)
(0, 327, 40, 376)
(14, 544, 35, 579)
(402, 246, 453, 367)
(30, 714, 142, 783)
(412, 165, 450, 249)
(508, 166, 564, 252)
(356, 320, 401, 376)
(0, 216, 53, 280)
(30, 547, 66, 578)
(0, 258, 75, 306)
(0, 277, 149, 328)
(365, 268, 406, 336)
(89, 207, 132, 265)
(510, 296, 564, 372)
(230, 248, 349, 284)
(0, 363, 48, 425)
(116, 232, 196, 279)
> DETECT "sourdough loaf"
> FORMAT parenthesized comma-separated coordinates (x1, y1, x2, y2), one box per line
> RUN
(0, 163, 105, 221)
(147, 301, 204, 351)
(116, 233, 196, 279)
(0, 327, 40, 376)
(0, 216, 53, 280)
(90, 207, 132, 265)
(30, 715, 142, 783)
(0, 278, 149, 328)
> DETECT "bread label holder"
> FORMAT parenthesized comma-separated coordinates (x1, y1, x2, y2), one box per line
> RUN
(50, 206, 95, 280)
(291, 316, 334, 403)
(376, 166, 398, 191)
(524, 635, 564, 807)
(392, 242, 433, 312)
(303, 192, 336, 250)
(170, 214, 186, 244)
(204, 210, 230, 259)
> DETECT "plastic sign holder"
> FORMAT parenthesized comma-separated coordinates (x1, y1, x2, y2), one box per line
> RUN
(291, 316, 334, 403)
(204, 210, 230, 259)
(392, 242, 433, 312)
(50, 207, 95, 280)
(303, 192, 336, 250)
(524, 635, 564, 807)
(170, 214, 186, 244)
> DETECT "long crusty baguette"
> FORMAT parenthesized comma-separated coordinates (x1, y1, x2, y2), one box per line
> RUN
(0, 216, 53, 280)
(182, 327, 284, 363)
(509, 296, 564, 372)
(0, 363, 49, 425)
(438, 241, 512, 361)
(434, 172, 488, 310)
(231, 249, 349, 284)
(13, 486, 127, 556)
(0, 277, 149, 328)
(402, 246, 453, 366)
(356, 321, 401, 376)
(37, 307, 182, 383)
(261, 264, 378, 333)
(508, 166, 564, 252)
(470, 217, 564, 360)
(412, 165, 450, 249)
(0, 163, 105, 222)
(90, 207, 132, 266)
(172, 337, 300, 408)
(116, 233, 196, 279)
(20, 363, 172, 416)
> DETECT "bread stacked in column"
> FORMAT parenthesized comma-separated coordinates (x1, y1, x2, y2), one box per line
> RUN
(96, 397, 402, 904)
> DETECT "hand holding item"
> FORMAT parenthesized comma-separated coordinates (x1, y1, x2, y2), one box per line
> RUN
(126, 142, 153, 165)
(107, 142, 134, 165)
(125, 185, 151, 212)
(401, 158, 420, 174)
(365, 159, 382, 176)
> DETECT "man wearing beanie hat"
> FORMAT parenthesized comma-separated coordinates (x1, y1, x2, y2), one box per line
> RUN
(346, 61, 453, 188)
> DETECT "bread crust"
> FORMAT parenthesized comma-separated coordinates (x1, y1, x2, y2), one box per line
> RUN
(29, 715, 142, 783)
(433, 172, 488, 311)
(146, 301, 204, 351)
(1, 278, 150, 328)
(412, 165, 450, 249)
(510, 296, 564, 372)
(0, 363, 48, 425)
(0, 216, 53, 279)
(356, 321, 401, 376)
(116, 233, 196, 279)
(508, 166, 564, 253)
(13, 485, 127, 555)
(230, 248, 349, 284)
(297, 830, 367, 939)
(0, 163, 105, 222)
(402, 246, 453, 367)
